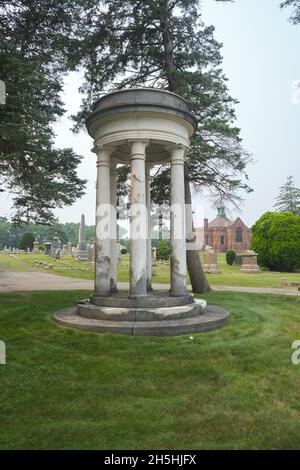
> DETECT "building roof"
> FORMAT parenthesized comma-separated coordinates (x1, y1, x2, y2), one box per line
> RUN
(208, 216, 233, 228)
(208, 203, 233, 228)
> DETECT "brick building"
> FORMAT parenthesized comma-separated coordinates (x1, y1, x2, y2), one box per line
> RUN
(196, 204, 252, 253)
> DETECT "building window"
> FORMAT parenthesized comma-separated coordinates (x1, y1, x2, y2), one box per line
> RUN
(220, 235, 225, 245)
(205, 235, 209, 245)
(236, 227, 243, 243)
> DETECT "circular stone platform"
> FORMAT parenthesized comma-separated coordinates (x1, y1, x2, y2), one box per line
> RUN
(53, 294, 230, 336)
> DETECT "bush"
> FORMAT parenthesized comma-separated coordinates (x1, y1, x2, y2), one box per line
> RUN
(251, 211, 300, 272)
(19, 232, 35, 251)
(156, 240, 170, 261)
(226, 250, 236, 265)
(120, 248, 127, 255)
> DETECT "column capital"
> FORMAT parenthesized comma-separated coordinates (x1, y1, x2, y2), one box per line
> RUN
(92, 142, 114, 156)
(129, 139, 149, 158)
(169, 144, 189, 165)
(94, 144, 114, 167)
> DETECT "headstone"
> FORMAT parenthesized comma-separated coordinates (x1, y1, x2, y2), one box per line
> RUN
(77, 214, 88, 261)
(44, 242, 52, 255)
(54, 249, 61, 260)
(51, 233, 61, 251)
(62, 244, 67, 254)
(51, 233, 61, 258)
(67, 241, 72, 255)
(33, 241, 39, 253)
(240, 250, 260, 273)
(88, 244, 95, 262)
(151, 246, 157, 261)
(203, 245, 221, 274)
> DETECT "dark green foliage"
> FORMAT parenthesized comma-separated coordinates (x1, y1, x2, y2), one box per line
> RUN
(274, 176, 300, 215)
(0, 218, 96, 249)
(0, 1, 86, 223)
(156, 239, 170, 260)
(19, 231, 35, 251)
(251, 212, 300, 272)
(226, 250, 236, 266)
(121, 248, 127, 255)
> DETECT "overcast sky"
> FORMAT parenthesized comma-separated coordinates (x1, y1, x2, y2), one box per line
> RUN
(1, 0, 299, 228)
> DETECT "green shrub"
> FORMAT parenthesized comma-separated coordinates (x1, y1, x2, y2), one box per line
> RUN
(121, 248, 127, 255)
(19, 232, 35, 251)
(156, 239, 170, 261)
(251, 211, 300, 272)
(226, 250, 236, 265)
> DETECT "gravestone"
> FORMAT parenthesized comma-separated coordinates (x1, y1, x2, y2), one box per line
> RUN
(77, 214, 88, 261)
(54, 249, 61, 259)
(32, 241, 39, 253)
(51, 233, 61, 259)
(240, 250, 261, 273)
(67, 241, 72, 255)
(44, 242, 52, 255)
(88, 244, 95, 262)
(203, 246, 221, 274)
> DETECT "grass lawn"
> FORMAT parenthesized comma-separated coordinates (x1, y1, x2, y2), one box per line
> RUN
(1, 290, 300, 449)
(202, 253, 300, 288)
(0, 252, 30, 272)
(1, 251, 300, 289)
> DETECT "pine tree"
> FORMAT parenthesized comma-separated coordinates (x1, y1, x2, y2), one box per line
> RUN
(70, 0, 251, 292)
(0, 1, 86, 223)
(274, 176, 300, 215)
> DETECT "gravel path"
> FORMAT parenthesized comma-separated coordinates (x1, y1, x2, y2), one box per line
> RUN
(0, 270, 299, 295)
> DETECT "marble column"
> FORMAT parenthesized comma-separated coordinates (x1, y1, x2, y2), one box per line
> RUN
(110, 159, 118, 292)
(170, 145, 187, 296)
(129, 140, 148, 297)
(94, 145, 112, 296)
(146, 163, 152, 291)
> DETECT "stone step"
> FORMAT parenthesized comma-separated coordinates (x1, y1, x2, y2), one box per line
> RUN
(89, 293, 194, 309)
(54, 305, 230, 336)
(78, 299, 207, 322)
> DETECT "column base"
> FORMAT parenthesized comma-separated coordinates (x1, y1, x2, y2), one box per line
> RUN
(128, 294, 149, 300)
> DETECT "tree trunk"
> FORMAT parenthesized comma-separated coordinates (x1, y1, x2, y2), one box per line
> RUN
(160, 0, 179, 91)
(185, 166, 211, 293)
(160, 0, 210, 293)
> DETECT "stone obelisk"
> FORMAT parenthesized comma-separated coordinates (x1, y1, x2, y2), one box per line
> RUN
(77, 214, 88, 261)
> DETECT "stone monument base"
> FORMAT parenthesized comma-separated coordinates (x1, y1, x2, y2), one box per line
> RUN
(54, 292, 229, 336)
(77, 249, 88, 261)
(203, 264, 222, 274)
(240, 264, 261, 274)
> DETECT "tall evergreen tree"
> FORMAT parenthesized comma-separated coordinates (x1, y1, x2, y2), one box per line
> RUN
(71, 0, 251, 292)
(274, 176, 300, 215)
(0, 1, 86, 223)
